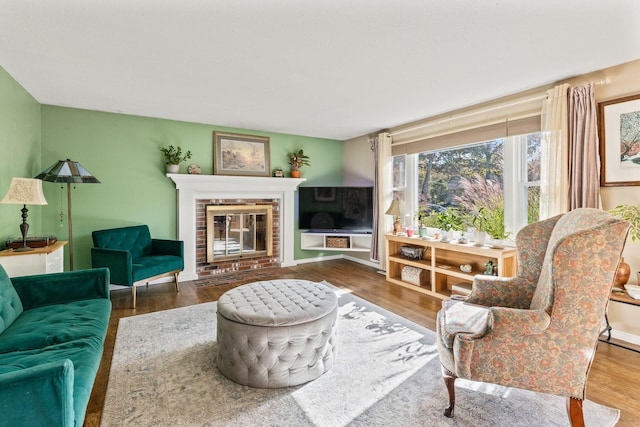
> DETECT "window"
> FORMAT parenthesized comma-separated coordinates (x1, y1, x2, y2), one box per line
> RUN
(400, 131, 541, 240)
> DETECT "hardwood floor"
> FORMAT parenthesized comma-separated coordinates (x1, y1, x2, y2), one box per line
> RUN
(84, 259, 640, 426)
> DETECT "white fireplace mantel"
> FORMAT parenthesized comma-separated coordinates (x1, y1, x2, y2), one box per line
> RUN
(168, 174, 305, 280)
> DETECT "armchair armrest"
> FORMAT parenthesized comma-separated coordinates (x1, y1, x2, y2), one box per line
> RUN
(91, 247, 132, 286)
(465, 276, 536, 309)
(152, 238, 184, 257)
(487, 306, 551, 336)
(0, 359, 75, 427)
(11, 268, 110, 310)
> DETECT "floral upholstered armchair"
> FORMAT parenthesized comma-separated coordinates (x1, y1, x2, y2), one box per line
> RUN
(436, 208, 629, 426)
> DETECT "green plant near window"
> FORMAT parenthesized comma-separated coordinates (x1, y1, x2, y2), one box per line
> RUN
(482, 205, 512, 240)
(609, 204, 640, 242)
(470, 207, 488, 232)
(415, 206, 431, 228)
(435, 208, 466, 232)
(160, 145, 192, 165)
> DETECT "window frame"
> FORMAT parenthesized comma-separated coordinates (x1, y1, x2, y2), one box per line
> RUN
(402, 132, 540, 243)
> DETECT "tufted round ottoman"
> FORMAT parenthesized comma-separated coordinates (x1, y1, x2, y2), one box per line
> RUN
(216, 279, 338, 388)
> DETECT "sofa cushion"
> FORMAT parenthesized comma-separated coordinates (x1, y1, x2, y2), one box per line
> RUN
(0, 299, 111, 354)
(132, 254, 183, 282)
(0, 265, 23, 335)
(0, 335, 107, 426)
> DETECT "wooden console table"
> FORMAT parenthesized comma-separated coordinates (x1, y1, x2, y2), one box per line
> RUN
(385, 234, 516, 300)
(0, 241, 67, 277)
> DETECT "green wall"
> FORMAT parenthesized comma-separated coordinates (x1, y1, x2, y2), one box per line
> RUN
(0, 67, 43, 246)
(40, 106, 343, 269)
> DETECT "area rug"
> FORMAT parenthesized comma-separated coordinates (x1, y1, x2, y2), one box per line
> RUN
(101, 282, 619, 426)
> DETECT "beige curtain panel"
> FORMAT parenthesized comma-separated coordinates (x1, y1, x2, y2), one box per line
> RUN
(568, 82, 601, 210)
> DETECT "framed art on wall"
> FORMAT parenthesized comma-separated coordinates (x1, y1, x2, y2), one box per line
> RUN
(598, 93, 640, 186)
(213, 132, 271, 177)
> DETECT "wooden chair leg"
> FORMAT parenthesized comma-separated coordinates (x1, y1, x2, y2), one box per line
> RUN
(566, 397, 585, 427)
(174, 272, 180, 293)
(131, 285, 137, 309)
(442, 366, 457, 418)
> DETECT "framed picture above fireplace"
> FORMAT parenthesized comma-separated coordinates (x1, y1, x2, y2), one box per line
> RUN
(213, 131, 271, 177)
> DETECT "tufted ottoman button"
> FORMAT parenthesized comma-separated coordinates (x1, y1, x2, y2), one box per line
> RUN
(216, 279, 338, 388)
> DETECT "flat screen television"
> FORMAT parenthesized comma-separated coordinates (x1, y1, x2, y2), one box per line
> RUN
(297, 186, 373, 233)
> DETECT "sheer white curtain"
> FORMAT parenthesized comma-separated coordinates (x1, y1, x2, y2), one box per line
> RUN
(372, 132, 392, 270)
(540, 83, 570, 219)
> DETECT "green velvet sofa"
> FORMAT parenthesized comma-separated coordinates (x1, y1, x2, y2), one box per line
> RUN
(91, 224, 184, 308)
(0, 265, 111, 427)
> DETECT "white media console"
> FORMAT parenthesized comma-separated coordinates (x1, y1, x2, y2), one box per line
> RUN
(300, 231, 372, 252)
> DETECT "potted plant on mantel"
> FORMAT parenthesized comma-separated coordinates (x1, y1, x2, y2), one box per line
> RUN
(288, 149, 310, 178)
(609, 204, 640, 286)
(161, 145, 192, 173)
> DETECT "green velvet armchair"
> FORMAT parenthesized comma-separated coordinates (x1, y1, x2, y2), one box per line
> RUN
(91, 225, 184, 308)
(436, 208, 630, 426)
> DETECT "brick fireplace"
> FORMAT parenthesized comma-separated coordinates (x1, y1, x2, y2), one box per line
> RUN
(168, 174, 305, 281)
(197, 199, 278, 278)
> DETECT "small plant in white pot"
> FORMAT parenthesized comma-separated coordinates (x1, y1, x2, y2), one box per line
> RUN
(161, 145, 192, 173)
(471, 208, 489, 246)
(482, 205, 511, 248)
(435, 208, 465, 242)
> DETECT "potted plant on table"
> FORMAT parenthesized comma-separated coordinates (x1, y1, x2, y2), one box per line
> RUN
(482, 205, 511, 248)
(288, 149, 310, 178)
(471, 208, 489, 246)
(161, 145, 192, 173)
(415, 206, 431, 237)
(435, 208, 466, 242)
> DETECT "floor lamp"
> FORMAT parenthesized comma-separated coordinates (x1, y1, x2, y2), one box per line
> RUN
(35, 159, 100, 270)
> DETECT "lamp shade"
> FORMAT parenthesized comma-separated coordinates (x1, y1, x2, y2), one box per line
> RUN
(35, 159, 100, 183)
(1, 178, 48, 205)
(385, 199, 404, 217)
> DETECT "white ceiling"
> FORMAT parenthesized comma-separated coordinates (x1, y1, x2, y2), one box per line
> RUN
(2, 1, 640, 141)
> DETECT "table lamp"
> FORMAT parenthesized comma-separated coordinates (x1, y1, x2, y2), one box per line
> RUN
(385, 198, 404, 235)
(36, 159, 100, 270)
(1, 177, 48, 251)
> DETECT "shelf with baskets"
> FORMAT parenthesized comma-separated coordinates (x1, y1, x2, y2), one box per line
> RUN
(300, 232, 372, 252)
(385, 234, 516, 300)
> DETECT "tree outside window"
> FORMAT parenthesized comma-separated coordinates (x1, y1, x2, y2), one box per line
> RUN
(411, 132, 541, 239)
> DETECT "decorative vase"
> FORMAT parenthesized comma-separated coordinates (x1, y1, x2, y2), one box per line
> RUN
(166, 164, 179, 173)
(614, 257, 631, 287)
(490, 238, 504, 249)
(290, 169, 301, 178)
(441, 230, 454, 242)
(473, 230, 486, 246)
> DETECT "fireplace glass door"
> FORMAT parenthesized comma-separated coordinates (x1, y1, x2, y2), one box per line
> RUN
(207, 206, 272, 262)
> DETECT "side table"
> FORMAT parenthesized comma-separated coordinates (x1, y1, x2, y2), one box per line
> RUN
(0, 241, 67, 277)
(601, 289, 640, 353)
